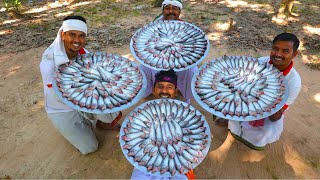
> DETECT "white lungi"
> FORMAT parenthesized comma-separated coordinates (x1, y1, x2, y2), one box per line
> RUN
(228, 56, 302, 148)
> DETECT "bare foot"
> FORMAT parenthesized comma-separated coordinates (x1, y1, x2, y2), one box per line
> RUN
(209, 132, 234, 162)
(242, 149, 265, 162)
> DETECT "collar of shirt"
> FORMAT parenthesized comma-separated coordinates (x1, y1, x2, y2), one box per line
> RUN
(79, 48, 86, 55)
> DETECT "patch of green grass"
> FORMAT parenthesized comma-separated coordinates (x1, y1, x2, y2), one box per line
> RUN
(74, 3, 136, 25)
(201, 17, 213, 26)
(29, 24, 39, 29)
(185, 4, 192, 12)
(86, 15, 115, 26)
(300, 7, 316, 16)
(131, 9, 141, 17)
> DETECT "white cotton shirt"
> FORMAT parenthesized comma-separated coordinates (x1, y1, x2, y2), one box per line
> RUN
(228, 56, 302, 147)
(39, 46, 89, 114)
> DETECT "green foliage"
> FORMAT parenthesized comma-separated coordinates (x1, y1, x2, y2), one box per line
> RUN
(3, 0, 22, 11)
(29, 24, 39, 29)
(131, 10, 141, 17)
(185, 4, 192, 12)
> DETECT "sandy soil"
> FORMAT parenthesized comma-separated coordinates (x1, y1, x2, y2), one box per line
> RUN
(0, 44, 319, 179)
(1, 0, 320, 178)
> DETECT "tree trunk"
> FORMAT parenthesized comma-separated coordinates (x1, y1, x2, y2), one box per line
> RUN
(280, 0, 295, 16)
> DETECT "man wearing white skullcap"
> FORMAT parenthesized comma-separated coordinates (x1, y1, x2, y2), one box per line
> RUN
(39, 16, 122, 155)
(141, 0, 198, 106)
(161, 0, 182, 20)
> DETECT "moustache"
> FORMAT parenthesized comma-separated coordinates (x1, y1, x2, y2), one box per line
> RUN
(271, 55, 284, 60)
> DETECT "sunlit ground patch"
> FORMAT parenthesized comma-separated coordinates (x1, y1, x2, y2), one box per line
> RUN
(0, 19, 20, 25)
(0, 29, 14, 35)
(303, 25, 320, 35)
(314, 93, 320, 104)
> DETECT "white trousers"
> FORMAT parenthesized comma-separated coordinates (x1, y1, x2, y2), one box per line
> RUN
(228, 116, 284, 148)
(48, 111, 120, 154)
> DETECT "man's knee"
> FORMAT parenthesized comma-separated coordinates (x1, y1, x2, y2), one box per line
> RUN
(79, 141, 98, 155)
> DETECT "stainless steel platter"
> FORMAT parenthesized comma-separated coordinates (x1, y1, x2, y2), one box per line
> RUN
(53, 52, 147, 114)
(120, 99, 211, 177)
(191, 55, 289, 121)
(130, 20, 210, 71)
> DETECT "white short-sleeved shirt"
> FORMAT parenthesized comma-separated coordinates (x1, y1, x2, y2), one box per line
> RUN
(39, 47, 89, 113)
(228, 56, 302, 147)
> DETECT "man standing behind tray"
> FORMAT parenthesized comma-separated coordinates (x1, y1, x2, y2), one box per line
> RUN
(131, 70, 195, 179)
(39, 15, 122, 155)
(227, 33, 302, 151)
(140, 0, 198, 104)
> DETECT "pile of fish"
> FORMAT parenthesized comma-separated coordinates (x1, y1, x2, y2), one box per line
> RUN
(194, 55, 286, 120)
(131, 20, 209, 71)
(55, 52, 144, 112)
(120, 99, 210, 176)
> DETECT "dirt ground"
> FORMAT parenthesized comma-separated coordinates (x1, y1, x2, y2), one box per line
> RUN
(0, 0, 320, 179)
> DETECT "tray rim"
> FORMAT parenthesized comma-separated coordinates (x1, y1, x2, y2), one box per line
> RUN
(191, 55, 289, 121)
(52, 52, 147, 114)
(119, 98, 211, 177)
(130, 20, 211, 72)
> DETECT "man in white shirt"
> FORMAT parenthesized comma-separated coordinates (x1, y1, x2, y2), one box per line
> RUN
(228, 33, 302, 150)
(140, 0, 197, 104)
(39, 15, 122, 155)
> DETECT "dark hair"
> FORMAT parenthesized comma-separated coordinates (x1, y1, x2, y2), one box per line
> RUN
(63, 15, 87, 23)
(273, 33, 300, 51)
(154, 69, 177, 87)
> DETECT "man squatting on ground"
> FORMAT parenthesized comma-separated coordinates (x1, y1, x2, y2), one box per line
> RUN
(39, 16, 122, 155)
(140, 0, 197, 104)
(228, 33, 302, 150)
(131, 70, 195, 180)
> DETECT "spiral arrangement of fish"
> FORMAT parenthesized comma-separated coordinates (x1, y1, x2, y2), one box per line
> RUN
(192, 55, 288, 121)
(120, 99, 211, 177)
(53, 52, 146, 113)
(130, 20, 210, 71)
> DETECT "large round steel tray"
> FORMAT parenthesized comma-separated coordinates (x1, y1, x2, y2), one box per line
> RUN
(120, 99, 211, 177)
(191, 55, 289, 121)
(130, 20, 210, 72)
(53, 52, 147, 114)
